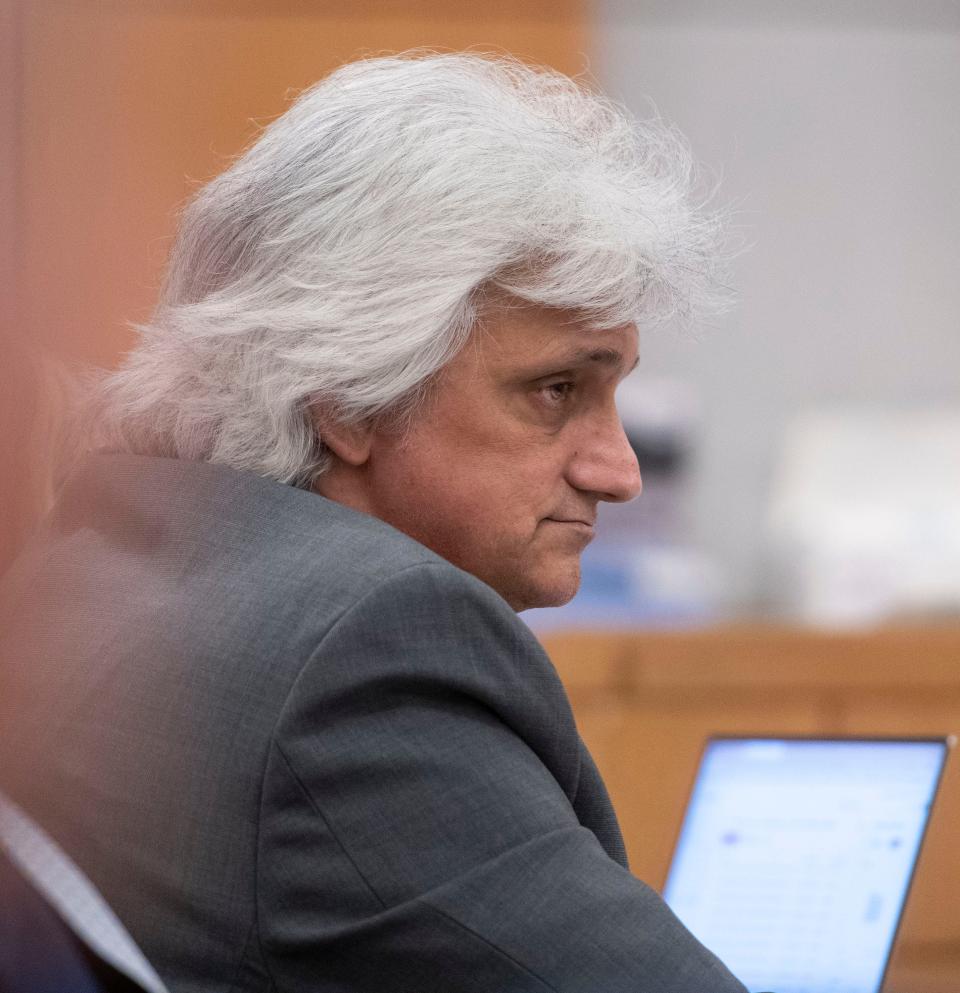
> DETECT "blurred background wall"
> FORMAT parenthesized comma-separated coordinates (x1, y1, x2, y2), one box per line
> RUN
(595, 0, 960, 620)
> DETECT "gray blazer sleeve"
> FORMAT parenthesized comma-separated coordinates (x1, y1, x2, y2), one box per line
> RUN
(258, 562, 747, 993)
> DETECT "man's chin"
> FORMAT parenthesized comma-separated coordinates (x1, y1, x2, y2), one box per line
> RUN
(510, 563, 581, 613)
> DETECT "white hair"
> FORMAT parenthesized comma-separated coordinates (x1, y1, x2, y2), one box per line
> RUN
(93, 52, 727, 487)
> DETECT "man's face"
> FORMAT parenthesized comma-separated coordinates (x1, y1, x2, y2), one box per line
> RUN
(357, 305, 642, 610)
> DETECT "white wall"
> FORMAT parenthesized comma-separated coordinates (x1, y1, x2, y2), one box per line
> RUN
(596, 0, 960, 612)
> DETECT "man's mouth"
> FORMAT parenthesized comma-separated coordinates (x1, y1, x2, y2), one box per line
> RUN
(544, 517, 596, 534)
(546, 514, 596, 527)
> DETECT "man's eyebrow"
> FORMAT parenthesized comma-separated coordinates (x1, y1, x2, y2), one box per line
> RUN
(551, 348, 639, 373)
(516, 346, 640, 383)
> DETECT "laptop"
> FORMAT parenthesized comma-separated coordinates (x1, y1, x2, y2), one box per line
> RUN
(662, 736, 953, 993)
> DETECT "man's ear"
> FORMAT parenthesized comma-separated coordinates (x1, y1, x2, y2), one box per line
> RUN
(309, 404, 374, 467)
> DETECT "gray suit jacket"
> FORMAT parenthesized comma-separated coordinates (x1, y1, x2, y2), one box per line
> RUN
(0, 455, 746, 993)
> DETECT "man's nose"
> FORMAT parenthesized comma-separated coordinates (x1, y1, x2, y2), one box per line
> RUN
(567, 415, 642, 503)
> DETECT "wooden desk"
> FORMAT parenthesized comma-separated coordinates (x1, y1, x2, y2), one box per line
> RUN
(542, 625, 960, 993)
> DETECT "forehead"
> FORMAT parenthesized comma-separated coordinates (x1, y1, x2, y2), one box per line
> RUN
(470, 304, 639, 375)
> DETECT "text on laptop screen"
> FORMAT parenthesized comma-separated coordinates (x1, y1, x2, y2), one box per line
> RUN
(663, 738, 947, 993)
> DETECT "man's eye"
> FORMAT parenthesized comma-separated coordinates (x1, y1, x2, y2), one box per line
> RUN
(541, 381, 575, 405)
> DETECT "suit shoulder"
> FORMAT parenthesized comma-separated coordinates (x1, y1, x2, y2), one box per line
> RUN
(301, 556, 561, 723)
(258, 489, 478, 615)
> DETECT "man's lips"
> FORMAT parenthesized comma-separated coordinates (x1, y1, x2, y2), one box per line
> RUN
(543, 516, 596, 532)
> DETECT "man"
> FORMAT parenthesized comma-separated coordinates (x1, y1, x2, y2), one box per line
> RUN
(0, 54, 744, 991)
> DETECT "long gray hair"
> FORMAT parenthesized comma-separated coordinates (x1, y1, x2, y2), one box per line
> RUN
(93, 52, 726, 488)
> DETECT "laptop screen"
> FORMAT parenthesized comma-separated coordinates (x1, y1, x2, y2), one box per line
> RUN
(663, 737, 950, 993)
